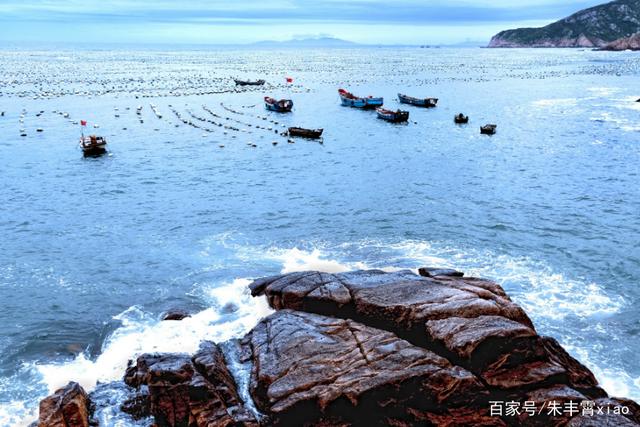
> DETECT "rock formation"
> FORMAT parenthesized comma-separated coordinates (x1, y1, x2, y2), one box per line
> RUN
(489, 0, 640, 48)
(36, 269, 640, 426)
(601, 32, 640, 50)
(123, 341, 258, 426)
(37, 382, 91, 427)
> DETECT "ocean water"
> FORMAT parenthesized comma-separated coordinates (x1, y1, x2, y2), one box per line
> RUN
(0, 46, 639, 425)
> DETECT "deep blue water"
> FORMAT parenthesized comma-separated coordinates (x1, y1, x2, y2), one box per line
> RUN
(0, 47, 639, 425)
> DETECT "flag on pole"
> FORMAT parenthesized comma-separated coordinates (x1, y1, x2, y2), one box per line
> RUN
(285, 77, 293, 83)
(80, 120, 87, 126)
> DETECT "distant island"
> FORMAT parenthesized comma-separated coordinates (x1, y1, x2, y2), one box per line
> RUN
(489, 0, 640, 48)
(252, 36, 358, 48)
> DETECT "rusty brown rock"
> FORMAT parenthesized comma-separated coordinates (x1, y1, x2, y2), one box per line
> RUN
(123, 341, 257, 427)
(38, 382, 90, 427)
(242, 309, 488, 426)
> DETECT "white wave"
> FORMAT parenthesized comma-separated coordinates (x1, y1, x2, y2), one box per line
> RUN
(37, 278, 271, 395)
(266, 247, 370, 274)
(532, 98, 577, 108)
(381, 240, 624, 321)
(587, 87, 619, 97)
(564, 342, 640, 403)
(0, 277, 272, 427)
(0, 399, 37, 427)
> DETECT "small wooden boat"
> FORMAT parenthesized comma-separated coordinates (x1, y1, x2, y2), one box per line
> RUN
(265, 97, 293, 112)
(338, 89, 383, 109)
(79, 135, 107, 156)
(398, 93, 438, 108)
(288, 127, 324, 139)
(480, 124, 497, 135)
(234, 79, 265, 86)
(376, 108, 409, 123)
(454, 114, 469, 124)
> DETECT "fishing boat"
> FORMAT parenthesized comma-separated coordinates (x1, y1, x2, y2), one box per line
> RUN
(398, 94, 438, 108)
(265, 97, 293, 113)
(338, 89, 383, 109)
(288, 127, 324, 139)
(376, 108, 410, 123)
(79, 135, 107, 156)
(480, 124, 497, 135)
(454, 113, 469, 124)
(234, 79, 266, 86)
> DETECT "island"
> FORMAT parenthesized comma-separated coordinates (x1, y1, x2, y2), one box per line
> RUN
(489, 0, 640, 48)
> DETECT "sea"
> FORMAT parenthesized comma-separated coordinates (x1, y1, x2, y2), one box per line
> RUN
(0, 45, 638, 426)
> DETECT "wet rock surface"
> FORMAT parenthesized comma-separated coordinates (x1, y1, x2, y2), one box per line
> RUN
(37, 382, 91, 427)
(241, 309, 488, 426)
(123, 341, 258, 427)
(249, 270, 638, 425)
(36, 269, 640, 426)
(161, 309, 192, 321)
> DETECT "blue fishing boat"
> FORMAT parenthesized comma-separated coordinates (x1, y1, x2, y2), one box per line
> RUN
(338, 89, 383, 109)
(398, 93, 438, 108)
(264, 97, 293, 112)
(376, 108, 409, 123)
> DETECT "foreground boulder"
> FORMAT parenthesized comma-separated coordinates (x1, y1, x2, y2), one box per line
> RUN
(37, 382, 91, 427)
(241, 309, 495, 426)
(35, 268, 640, 426)
(248, 270, 640, 425)
(249, 270, 597, 394)
(123, 341, 257, 427)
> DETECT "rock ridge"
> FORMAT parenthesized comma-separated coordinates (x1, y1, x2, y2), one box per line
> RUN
(36, 268, 640, 426)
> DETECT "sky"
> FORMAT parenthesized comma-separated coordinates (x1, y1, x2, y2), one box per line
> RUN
(0, 0, 608, 45)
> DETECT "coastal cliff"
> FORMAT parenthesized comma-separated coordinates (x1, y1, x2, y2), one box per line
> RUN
(489, 0, 640, 48)
(601, 32, 640, 49)
(37, 269, 640, 426)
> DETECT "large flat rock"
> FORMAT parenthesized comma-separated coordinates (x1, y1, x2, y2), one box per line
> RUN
(241, 309, 493, 426)
(249, 270, 590, 392)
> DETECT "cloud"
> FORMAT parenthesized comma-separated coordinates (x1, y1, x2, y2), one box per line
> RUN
(0, 0, 608, 44)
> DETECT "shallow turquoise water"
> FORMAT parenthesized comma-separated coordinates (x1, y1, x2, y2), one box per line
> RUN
(0, 46, 639, 424)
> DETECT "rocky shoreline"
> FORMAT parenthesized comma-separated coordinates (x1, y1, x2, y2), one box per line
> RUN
(36, 269, 640, 426)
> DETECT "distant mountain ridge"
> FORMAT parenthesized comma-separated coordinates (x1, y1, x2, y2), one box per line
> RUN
(489, 0, 640, 48)
(252, 37, 358, 48)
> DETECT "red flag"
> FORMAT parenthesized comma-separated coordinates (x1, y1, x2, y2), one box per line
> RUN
(285, 77, 293, 83)
(80, 120, 87, 126)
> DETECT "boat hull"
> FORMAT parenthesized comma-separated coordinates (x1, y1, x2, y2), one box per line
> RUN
(265, 97, 293, 113)
(339, 89, 383, 109)
(398, 93, 438, 108)
(288, 127, 324, 139)
(235, 79, 265, 86)
(454, 115, 469, 124)
(480, 125, 497, 135)
(376, 108, 409, 123)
